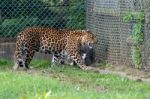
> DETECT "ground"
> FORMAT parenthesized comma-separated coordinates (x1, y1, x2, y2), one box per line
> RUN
(97, 63, 150, 82)
(0, 59, 150, 99)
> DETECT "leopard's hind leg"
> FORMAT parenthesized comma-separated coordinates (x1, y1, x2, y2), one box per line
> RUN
(13, 42, 28, 70)
(13, 42, 36, 70)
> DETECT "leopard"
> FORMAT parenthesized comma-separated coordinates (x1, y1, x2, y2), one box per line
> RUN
(13, 27, 97, 71)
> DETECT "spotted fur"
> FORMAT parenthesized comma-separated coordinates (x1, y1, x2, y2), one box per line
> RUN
(13, 27, 97, 70)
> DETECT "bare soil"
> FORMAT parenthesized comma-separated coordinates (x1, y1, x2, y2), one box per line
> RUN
(97, 65, 150, 82)
(18, 65, 150, 82)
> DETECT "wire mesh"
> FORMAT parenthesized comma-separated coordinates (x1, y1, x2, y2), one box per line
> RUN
(86, 0, 150, 68)
(0, 0, 86, 38)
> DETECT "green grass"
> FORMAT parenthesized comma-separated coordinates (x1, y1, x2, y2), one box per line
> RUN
(0, 58, 13, 69)
(0, 59, 150, 99)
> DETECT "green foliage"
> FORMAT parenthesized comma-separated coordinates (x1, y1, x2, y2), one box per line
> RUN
(133, 46, 142, 68)
(21, 90, 51, 99)
(0, 58, 12, 69)
(133, 22, 144, 44)
(123, 11, 145, 68)
(123, 11, 133, 22)
(134, 11, 145, 21)
(30, 59, 50, 68)
(0, 58, 9, 65)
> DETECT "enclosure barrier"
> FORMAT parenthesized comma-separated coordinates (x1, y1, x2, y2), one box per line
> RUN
(86, 0, 150, 69)
(1, 0, 150, 69)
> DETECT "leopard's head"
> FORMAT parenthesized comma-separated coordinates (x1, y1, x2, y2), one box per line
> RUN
(81, 30, 97, 48)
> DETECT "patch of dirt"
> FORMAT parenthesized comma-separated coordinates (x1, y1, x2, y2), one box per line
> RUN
(97, 65, 150, 82)
(95, 86, 108, 93)
(13, 64, 150, 82)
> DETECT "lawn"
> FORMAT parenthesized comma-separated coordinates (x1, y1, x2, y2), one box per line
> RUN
(0, 59, 150, 99)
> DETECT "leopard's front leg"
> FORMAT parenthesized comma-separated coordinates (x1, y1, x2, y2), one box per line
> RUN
(67, 47, 93, 71)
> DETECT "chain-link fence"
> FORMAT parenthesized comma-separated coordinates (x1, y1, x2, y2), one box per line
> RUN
(0, 0, 86, 60)
(1, 0, 85, 38)
(1, 0, 150, 68)
(86, 0, 150, 68)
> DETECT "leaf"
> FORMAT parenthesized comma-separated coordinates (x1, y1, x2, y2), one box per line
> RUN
(123, 12, 133, 22)
(41, 90, 51, 99)
(133, 23, 142, 35)
(45, 90, 51, 98)
(133, 47, 141, 66)
(135, 11, 145, 21)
